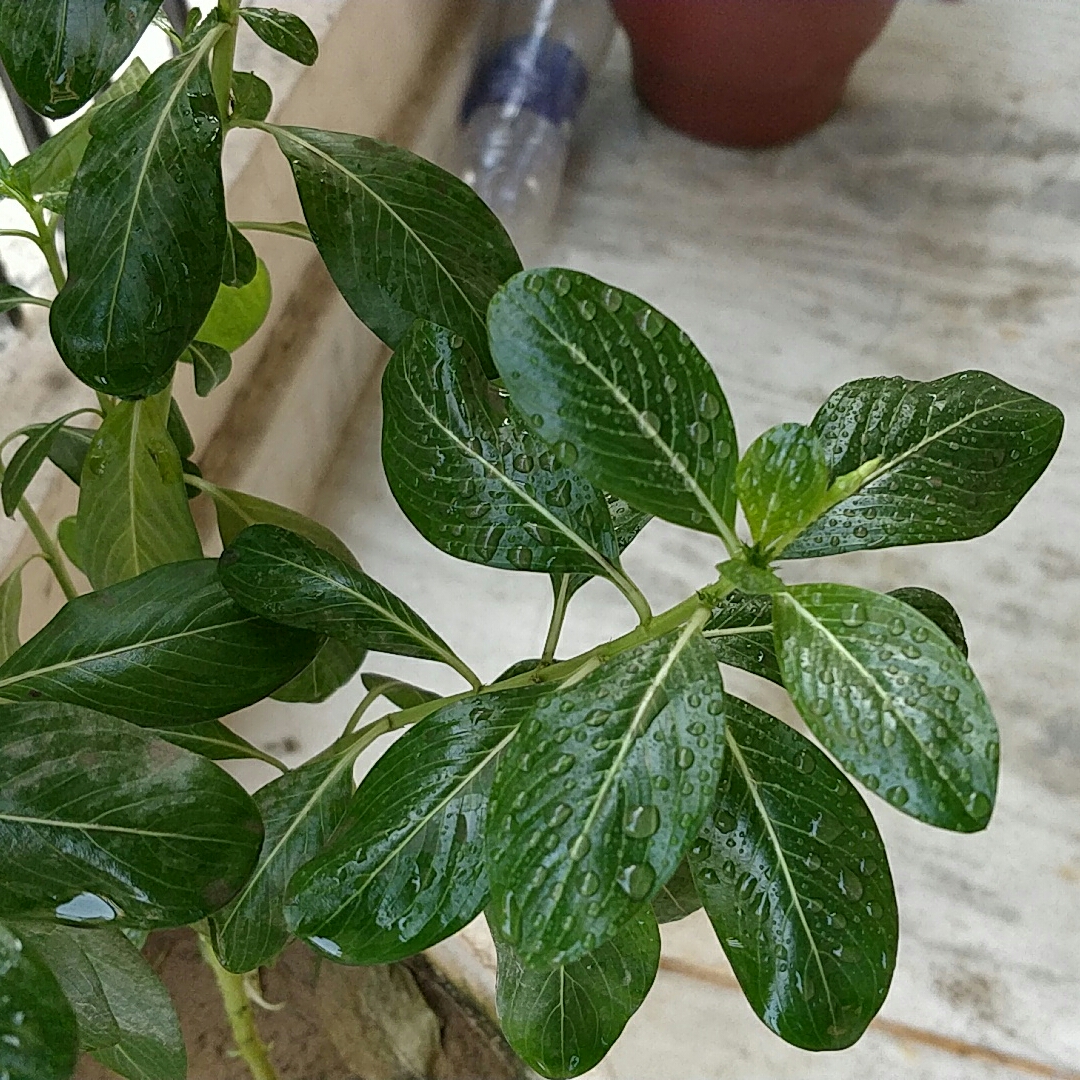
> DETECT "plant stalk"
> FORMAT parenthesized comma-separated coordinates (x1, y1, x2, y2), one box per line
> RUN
(232, 220, 312, 241)
(26, 202, 65, 293)
(198, 935, 280, 1080)
(542, 576, 572, 663)
(211, 15, 239, 121)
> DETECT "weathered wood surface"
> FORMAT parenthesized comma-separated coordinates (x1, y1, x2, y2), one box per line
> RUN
(238, 2, 1080, 1077)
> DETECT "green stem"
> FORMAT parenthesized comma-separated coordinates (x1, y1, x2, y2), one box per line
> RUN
(26, 203, 65, 292)
(0, 229, 41, 244)
(341, 684, 386, 737)
(197, 935, 279, 1080)
(211, 16, 238, 121)
(18, 496, 77, 601)
(542, 576, 572, 663)
(232, 220, 312, 241)
(610, 566, 652, 625)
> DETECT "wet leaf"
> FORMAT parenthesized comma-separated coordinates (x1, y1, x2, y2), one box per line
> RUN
(559, 496, 651, 605)
(211, 749, 354, 973)
(220, 224, 257, 288)
(0, 0, 159, 118)
(689, 696, 897, 1050)
(287, 685, 547, 964)
(147, 720, 279, 766)
(185, 340, 232, 397)
(0, 559, 318, 727)
(382, 321, 625, 579)
(488, 269, 738, 535)
(782, 372, 1064, 558)
(230, 71, 273, 124)
(75, 393, 202, 589)
(774, 583, 997, 831)
(271, 638, 366, 704)
(50, 38, 226, 397)
(703, 591, 780, 684)
(650, 858, 701, 924)
(493, 907, 660, 1079)
(888, 587, 967, 657)
(269, 125, 521, 368)
(488, 622, 724, 967)
(0, 702, 263, 927)
(239, 7, 319, 65)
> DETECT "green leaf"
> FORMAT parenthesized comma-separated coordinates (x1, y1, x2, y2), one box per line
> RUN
(166, 398, 195, 461)
(240, 7, 319, 65)
(0, 923, 78, 1080)
(75, 393, 202, 589)
(360, 672, 440, 710)
(10, 57, 151, 211)
(286, 685, 547, 964)
(0, 284, 46, 313)
(781, 372, 1064, 559)
(271, 638, 366, 704)
(888, 587, 967, 657)
(204, 485, 358, 567)
(0, 702, 263, 926)
(650, 858, 701, 924)
(716, 559, 784, 596)
(219, 524, 467, 675)
(147, 720, 279, 766)
(774, 583, 997, 831)
(0, 561, 25, 664)
(13, 924, 185, 1079)
(488, 621, 725, 967)
(267, 125, 521, 367)
(3, 410, 91, 516)
(211, 749, 354, 973)
(0, 0, 159, 118)
(0, 559, 318, 727)
(560, 496, 651, 604)
(221, 224, 258, 288)
(185, 340, 233, 397)
(195, 257, 272, 352)
(230, 71, 273, 124)
(42, 425, 95, 485)
(56, 516, 85, 572)
(493, 908, 660, 1080)
(703, 591, 780, 684)
(690, 696, 897, 1050)
(382, 321, 626, 580)
(50, 38, 227, 397)
(735, 423, 829, 553)
(489, 269, 739, 537)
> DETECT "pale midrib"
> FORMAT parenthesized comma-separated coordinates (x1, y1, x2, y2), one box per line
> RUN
(573, 612, 708, 869)
(215, 753, 354, 939)
(703, 624, 772, 639)
(274, 127, 482, 326)
(542, 323, 730, 538)
(319, 729, 517, 926)
(409, 382, 622, 583)
(724, 728, 836, 1027)
(0, 616, 254, 695)
(0, 810, 234, 844)
(125, 399, 143, 575)
(784, 595, 970, 813)
(103, 36, 217, 356)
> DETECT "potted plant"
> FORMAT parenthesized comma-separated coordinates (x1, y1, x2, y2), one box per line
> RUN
(610, 0, 899, 146)
(0, 3, 1064, 1079)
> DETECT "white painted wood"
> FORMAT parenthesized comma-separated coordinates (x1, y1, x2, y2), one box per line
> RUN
(298, 2, 1080, 1077)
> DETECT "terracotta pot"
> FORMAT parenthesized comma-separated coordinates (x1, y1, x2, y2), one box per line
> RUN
(610, 0, 898, 147)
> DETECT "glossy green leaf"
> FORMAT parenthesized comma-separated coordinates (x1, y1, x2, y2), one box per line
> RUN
(57, 516, 85, 571)
(360, 672, 440, 710)
(736, 423, 829, 554)
(689, 696, 897, 1050)
(0, 561, 25, 664)
(0, 559, 318, 726)
(702, 590, 779, 684)
(650, 858, 701, 924)
(240, 7, 318, 65)
(230, 71, 273, 124)
(13, 923, 185, 1079)
(44, 425, 95, 484)
(221, 224, 257, 288)
(9, 57, 151, 211)
(0, 285, 44, 313)
(488, 269, 738, 535)
(268, 125, 521, 367)
(271, 638, 366, 704)
(185, 340, 233, 397)
(774, 584, 997, 831)
(488, 622, 725, 967)
(75, 393, 202, 589)
(0, 0, 159, 117)
(0, 923, 78, 1080)
(50, 37, 227, 397)
(382, 321, 627, 581)
(3, 410, 93, 516)
(888, 587, 967, 657)
(716, 559, 785, 597)
(195, 257, 272, 352)
(493, 908, 660, 1080)
(204, 485, 359, 567)
(560, 496, 652, 604)
(211, 749, 354, 973)
(147, 720, 280, 767)
(0, 702, 263, 926)
(286, 685, 547, 964)
(166, 399, 195, 460)
(220, 524, 465, 673)
(782, 372, 1064, 559)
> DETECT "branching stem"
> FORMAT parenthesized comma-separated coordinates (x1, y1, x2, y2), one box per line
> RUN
(542, 576, 572, 663)
(232, 220, 312, 241)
